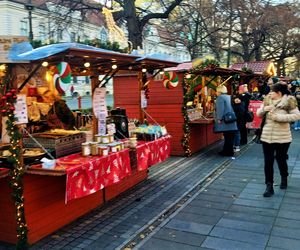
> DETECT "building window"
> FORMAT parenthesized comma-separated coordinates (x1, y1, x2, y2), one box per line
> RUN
(39, 24, 46, 41)
(99, 29, 108, 42)
(20, 20, 28, 36)
(57, 29, 63, 41)
(70, 32, 76, 42)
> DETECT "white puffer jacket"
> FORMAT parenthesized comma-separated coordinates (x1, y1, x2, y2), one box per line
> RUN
(257, 95, 300, 143)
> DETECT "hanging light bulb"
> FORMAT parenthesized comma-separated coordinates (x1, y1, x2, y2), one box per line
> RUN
(0, 64, 6, 71)
(142, 68, 147, 73)
(112, 64, 117, 70)
(42, 61, 48, 67)
(185, 74, 191, 79)
(159, 70, 164, 75)
(84, 62, 90, 68)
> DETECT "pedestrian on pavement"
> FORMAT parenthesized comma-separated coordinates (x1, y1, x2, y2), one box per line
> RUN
(257, 82, 300, 197)
(232, 96, 246, 152)
(214, 85, 237, 157)
(293, 88, 300, 130)
(238, 84, 252, 145)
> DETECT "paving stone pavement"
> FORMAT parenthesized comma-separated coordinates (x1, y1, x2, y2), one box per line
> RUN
(135, 131, 300, 250)
(1, 131, 300, 250)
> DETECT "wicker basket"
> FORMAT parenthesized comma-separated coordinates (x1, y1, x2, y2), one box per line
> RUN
(23, 133, 86, 158)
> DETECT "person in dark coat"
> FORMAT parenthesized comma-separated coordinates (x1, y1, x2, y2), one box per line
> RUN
(232, 96, 246, 152)
(214, 85, 238, 156)
(238, 84, 252, 145)
(42, 90, 76, 130)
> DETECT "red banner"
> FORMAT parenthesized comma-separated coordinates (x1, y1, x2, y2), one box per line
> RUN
(136, 135, 171, 171)
(247, 100, 263, 129)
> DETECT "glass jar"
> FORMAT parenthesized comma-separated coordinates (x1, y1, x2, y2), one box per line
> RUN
(81, 142, 91, 156)
(90, 142, 98, 156)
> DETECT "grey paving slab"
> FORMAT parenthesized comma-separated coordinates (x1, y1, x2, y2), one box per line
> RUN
(165, 218, 213, 235)
(230, 204, 278, 217)
(277, 210, 300, 220)
(181, 204, 227, 217)
(153, 228, 206, 246)
(271, 226, 300, 240)
(201, 236, 265, 250)
(210, 226, 269, 246)
(188, 199, 232, 210)
(274, 218, 300, 229)
(233, 197, 282, 209)
(175, 211, 222, 225)
(139, 238, 200, 250)
(223, 211, 275, 224)
(268, 236, 300, 250)
(216, 218, 273, 234)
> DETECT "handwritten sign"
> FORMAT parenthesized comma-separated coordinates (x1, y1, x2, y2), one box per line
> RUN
(14, 94, 28, 124)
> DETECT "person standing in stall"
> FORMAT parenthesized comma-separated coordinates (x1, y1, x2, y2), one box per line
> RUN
(214, 85, 238, 157)
(42, 90, 76, 130)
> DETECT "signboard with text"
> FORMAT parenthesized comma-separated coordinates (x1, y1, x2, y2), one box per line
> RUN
(247, 100, 263, 129)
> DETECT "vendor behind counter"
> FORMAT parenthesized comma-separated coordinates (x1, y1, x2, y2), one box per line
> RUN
(28, 90, 76, 132)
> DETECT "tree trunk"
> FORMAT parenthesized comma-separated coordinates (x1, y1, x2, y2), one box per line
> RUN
(123, 0, 143, 49)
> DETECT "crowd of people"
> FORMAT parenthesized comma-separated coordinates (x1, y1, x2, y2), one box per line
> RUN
(214, 77, 300, 197)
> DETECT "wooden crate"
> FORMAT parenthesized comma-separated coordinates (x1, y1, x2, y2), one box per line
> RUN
(104, 169, 148, 202)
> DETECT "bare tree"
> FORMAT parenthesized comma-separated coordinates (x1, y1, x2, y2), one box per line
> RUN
(50, 0, 185, 49)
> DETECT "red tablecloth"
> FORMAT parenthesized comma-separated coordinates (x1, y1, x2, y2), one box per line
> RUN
(136, 135, 171, 171)
(0, 168, 9, 179)
(63, 150, 131, 202)
(29, 149, 131, 203)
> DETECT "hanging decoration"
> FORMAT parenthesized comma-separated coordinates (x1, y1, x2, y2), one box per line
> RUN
(181, 75, 191, 156)
(102, 7, 128, 49)
(163, 71, 179, 89)
(53, 62, 72, 95)
(0, 64, 28, 249)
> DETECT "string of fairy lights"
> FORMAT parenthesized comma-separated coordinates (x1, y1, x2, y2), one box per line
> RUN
(181, 59, 220, 156)
(0, 64, 28, 249)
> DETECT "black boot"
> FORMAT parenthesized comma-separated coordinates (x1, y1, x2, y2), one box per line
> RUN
(280, 177, 287, 189)
(263, 183, 274, 197)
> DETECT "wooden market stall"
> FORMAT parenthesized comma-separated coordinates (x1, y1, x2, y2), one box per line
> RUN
(0, 42, 178, 246)
(114, 60, 255, 156)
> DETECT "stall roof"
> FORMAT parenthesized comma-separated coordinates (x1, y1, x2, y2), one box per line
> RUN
(8, 42, 179, 74)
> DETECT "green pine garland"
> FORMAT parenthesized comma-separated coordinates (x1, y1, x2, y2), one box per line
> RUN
(0, 65, 28, 249)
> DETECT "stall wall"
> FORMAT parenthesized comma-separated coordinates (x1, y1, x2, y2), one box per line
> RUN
(114, 74, 185, 155)
(113, 74, 221, 156)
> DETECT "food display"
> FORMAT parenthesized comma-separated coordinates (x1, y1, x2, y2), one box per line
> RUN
(23, 129, 86, 158)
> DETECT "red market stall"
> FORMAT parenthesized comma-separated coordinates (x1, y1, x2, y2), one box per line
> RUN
(0, 42, 177, 246)
(114, 60, 254, 156)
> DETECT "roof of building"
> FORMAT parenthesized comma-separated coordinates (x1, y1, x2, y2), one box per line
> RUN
(230, 61, 276, 76)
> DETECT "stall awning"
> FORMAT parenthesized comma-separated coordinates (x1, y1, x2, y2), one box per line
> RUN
(8, 42, 179, 74)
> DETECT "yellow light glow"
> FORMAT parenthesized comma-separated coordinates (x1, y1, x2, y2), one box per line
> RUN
(42, 61, 49, 67)
(84, 62, 90, 68)
(159, 71, 164, 75)
(45, 71, 52, 82)
(0, 64, 6, 71)
(142, 68, 147, 73)
(112, 64, 117, 69)
(185, 74, 191, 79)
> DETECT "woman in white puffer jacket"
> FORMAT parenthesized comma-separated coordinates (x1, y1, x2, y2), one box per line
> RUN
(257, 83, 300, 197)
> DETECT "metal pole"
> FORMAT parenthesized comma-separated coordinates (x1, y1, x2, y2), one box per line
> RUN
(25, 0, 34, 43)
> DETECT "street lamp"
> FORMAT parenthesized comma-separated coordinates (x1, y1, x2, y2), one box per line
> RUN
(24, 0, 35, 43)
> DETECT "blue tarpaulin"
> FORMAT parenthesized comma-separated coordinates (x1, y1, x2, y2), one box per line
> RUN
(8, 42, 131, 61)
(8, 42, 178, 64)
